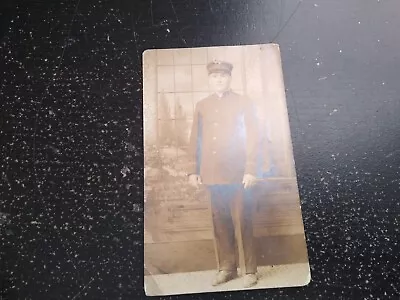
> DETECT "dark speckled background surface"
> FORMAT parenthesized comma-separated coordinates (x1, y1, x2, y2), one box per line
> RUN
(0, 0, 399, 299)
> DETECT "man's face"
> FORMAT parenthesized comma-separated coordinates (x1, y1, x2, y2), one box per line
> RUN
(208, 72, 232, 93)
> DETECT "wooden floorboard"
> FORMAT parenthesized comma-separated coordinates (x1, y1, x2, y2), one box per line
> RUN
(145, 234, 309, 275)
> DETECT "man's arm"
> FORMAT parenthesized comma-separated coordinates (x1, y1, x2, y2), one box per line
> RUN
(187, 103, 202, 175)
(243, 100, 260, 177)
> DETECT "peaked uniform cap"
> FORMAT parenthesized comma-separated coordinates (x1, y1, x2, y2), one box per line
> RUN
(206, 60, 233, 74)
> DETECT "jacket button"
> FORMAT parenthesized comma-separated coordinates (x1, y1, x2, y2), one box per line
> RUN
(213, 122, 218, 126)
(213, 151, 217, 154)
(213, 137, 216, 140)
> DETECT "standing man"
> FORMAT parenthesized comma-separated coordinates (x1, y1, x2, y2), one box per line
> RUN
(187, 60, 260, 288)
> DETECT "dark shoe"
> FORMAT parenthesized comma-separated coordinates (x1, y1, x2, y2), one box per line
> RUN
(212, 270, 237, 286)
(243, 273, 258, 288)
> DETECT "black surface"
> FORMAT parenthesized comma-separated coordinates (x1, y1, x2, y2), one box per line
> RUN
(0, 0, 399, 299)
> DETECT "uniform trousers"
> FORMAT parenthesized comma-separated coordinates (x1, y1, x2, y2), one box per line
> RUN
(208, 184, 257, 274)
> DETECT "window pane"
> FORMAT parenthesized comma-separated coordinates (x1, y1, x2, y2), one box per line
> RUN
(145, 143, 162, 169)
(244, 46, 263, 93)
(208, 47, 226, 62)
(157, 66, 174, 92)
(230, 62, 243, 91)
(173, 48, 191, 65)
(207, 46, 242, 64)
(226, 46, 242, 64)
(158, 120, 176, 148)
(174, 66, 192, 92)
(175, 145, 190, 173)
(192, 65, 209, 92)
(157, 49, 174, 65)
(191, 48, 208, 64)
(176, 119, 191, 147)
(158, 93, 175, 120)
(175, 93, 193, 119)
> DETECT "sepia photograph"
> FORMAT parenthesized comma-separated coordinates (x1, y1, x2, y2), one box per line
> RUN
(143, 44, 310, 296)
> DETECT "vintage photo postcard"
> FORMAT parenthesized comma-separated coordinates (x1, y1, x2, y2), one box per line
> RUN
(143, 44, 311, 296)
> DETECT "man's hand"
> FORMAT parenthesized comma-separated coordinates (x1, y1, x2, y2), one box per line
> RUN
(188, 174, 202, 187)
(242, 174, 257, 189)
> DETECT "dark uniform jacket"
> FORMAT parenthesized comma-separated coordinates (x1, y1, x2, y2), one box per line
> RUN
(187, 90, 260, 185)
